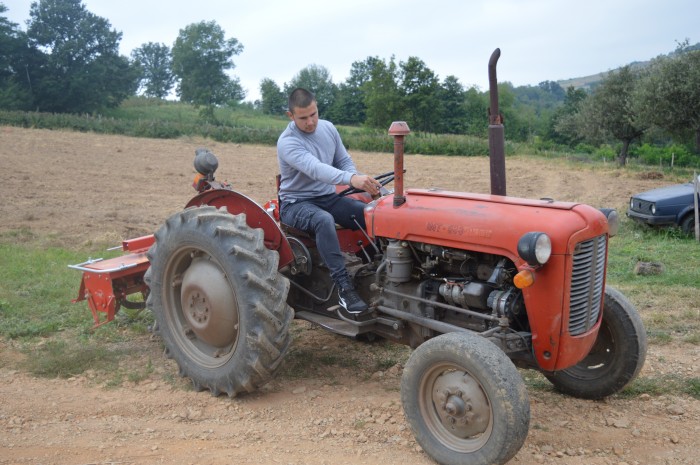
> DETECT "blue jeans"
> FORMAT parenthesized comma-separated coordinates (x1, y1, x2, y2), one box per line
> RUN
(281, 194, 366, 281)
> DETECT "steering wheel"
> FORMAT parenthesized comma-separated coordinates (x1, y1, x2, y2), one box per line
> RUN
(338, 170, 398, 197)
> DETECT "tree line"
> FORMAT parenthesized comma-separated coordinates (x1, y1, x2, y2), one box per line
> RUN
(1, 1, 699, 166)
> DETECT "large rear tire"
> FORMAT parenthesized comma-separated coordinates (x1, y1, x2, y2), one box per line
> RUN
(145, 206, 292, 397)
(545, 286, 647, 399)
(401, 332, 530, 465)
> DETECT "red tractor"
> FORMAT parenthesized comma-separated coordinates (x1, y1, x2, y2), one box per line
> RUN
(71, 51, 646, 465)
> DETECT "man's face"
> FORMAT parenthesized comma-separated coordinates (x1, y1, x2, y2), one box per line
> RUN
(288, 101, 319, 134)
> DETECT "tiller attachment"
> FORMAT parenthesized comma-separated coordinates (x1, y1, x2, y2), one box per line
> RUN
(69, 235, 153, 328)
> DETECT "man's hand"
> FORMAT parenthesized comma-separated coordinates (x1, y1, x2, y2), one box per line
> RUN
(350, 174, 382, 196)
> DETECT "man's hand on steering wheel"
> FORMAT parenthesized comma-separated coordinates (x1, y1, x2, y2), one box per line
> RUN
(350, 174, 382, 197)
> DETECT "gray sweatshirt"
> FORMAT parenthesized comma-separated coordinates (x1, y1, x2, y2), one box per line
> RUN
(277, 119, 358, 203)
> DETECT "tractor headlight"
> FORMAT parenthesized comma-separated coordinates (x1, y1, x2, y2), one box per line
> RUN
(517, 232, 552, 266)
(599, 208, 620, 237)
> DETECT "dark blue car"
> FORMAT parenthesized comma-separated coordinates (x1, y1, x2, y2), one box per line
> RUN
(627, 179, 699, 234)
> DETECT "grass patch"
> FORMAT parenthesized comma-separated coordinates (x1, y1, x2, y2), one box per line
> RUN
(20, 339, 121, 378)
(523, 370, 700, 400)
(0, 235, 106, 339)
(620, 374, 700, 400)
(607, 217, 700, 345)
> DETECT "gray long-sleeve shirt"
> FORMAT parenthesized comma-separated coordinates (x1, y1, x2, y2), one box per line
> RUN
(277, 119, 358, 203)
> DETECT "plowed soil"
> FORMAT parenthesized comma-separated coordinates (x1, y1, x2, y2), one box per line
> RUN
(1, 127, 698, 465)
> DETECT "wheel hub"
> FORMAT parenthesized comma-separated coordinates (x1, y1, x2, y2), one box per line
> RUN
(180, 257, 239, 348)
(432, 371, 490, 438)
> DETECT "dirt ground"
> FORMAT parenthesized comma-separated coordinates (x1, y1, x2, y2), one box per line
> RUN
(0, 127, 698, 465)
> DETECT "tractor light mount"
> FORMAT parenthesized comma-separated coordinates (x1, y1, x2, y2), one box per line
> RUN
(517, 232, 552, 266)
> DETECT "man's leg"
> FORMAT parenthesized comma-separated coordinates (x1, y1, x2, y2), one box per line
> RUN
(281, 200, 346, 280)
(323, 196, 367, 230)
(280, 199, 370, 318)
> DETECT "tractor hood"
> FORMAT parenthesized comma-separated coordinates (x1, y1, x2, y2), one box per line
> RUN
(366, 188, 609, 261)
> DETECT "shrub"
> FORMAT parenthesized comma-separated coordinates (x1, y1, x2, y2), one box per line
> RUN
(632, 143, 696, 168)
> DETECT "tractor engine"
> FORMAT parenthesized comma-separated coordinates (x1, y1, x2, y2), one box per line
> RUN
(359, 238, 529, 350)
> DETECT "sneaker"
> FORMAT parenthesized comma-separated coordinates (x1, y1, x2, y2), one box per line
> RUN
(338, 286, 372, 320)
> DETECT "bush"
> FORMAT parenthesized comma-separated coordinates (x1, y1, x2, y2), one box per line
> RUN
(593, 144, 617, 161)
(632, 143, 697, 168)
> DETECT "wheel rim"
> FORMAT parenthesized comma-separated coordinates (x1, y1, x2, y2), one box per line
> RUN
(419, 362, 493, 452)
(565, 319, 615, 378)
(163, 246, 239, 368)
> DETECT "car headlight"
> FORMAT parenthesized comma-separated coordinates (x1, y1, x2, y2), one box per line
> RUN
(517, 232, 552, 266)
(630, 198, 634, 209)
(651, 203, 656, 215)
(599, 208, 619, 237)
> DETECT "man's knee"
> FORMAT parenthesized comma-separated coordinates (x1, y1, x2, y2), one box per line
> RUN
(309, 209, 336, 234)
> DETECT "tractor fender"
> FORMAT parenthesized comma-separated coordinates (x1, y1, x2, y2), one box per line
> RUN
(185, 189, 294, 268)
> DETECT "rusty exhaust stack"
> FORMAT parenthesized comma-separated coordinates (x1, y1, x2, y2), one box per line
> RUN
(388, 121, 410, 207)
(488, 48, 507, 196)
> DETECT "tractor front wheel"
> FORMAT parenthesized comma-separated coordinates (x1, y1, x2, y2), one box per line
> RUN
(401, 332, 530, 465)
(544, 286, 647, 399)
(145, 206, 292, 397)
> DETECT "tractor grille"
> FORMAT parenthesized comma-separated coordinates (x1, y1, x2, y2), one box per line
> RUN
(568, 234, 607, 336)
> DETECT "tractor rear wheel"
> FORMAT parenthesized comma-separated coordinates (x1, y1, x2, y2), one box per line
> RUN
(544, 286, 647, 399)
(401, 332, 530, 465)
(145, 206, 292, 397)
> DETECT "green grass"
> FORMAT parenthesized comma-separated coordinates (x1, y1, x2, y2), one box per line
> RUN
(606, 218, 700, 345)
(523, 371, 700, 400)
(620, 374, 700, 400)
(0, 231, 99, 339)
(0, 97, 509, 157)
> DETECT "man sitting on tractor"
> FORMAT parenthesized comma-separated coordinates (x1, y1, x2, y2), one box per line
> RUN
(277, 88, 382, 320)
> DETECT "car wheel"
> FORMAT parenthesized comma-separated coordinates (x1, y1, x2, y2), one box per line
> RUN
(680, 214, 696, 235)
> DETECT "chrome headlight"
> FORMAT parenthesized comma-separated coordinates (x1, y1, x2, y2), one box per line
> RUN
(651, 203, 656, 215)
(630, 198, 634, 209)
(517, 232, 552, 266)
(599, 208, 620, 237)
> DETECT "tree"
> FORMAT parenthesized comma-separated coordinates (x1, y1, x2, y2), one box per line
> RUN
(463, 86, 489, 138)
(436, 75, 467, 134)
(284, 64, 337, 117)
(398, 57, 442, 133)
(131, 42, 175, 99)
(575, 66, 647, 165)
(26, 0, 138, 113)
(0, 4, 34, 109)
(327, 56, 382, 125)
(363, 56, 402, 129)
(637, 43, 700, 152)
(259, 77, 286, 115)
(171, 20, 244, 114)
(550, 86, 588, 145)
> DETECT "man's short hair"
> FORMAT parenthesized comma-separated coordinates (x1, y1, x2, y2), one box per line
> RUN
(288, 88, 316, 114)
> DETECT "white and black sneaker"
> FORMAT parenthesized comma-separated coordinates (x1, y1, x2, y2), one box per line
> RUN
(338, 286, 372, 320)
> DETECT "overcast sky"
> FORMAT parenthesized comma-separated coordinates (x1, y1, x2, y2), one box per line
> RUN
(4, 0, 698, 102)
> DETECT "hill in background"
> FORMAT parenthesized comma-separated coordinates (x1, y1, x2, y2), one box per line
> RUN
(556, 41, 700, 91)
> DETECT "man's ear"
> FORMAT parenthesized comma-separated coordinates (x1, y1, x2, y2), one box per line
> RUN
(286, 111, 293, 120)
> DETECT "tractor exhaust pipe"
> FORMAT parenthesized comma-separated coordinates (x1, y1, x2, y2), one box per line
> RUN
(488, 48, 507, 196)
(388, 121, 410, 207)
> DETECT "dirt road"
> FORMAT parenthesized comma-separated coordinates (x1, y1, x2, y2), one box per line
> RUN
(1, 127, 698, 465)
